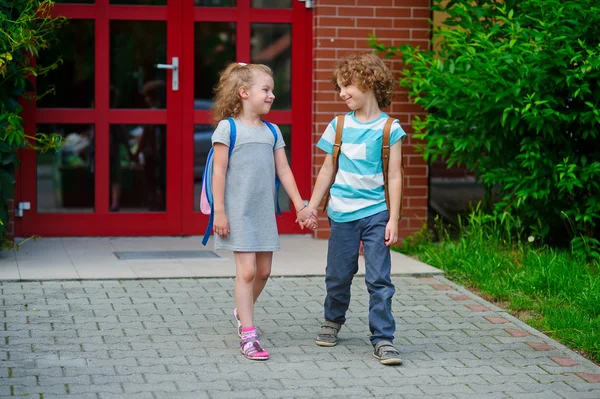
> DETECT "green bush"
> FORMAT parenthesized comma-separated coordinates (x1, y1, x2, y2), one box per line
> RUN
(399, 209, 600, 363)
(370, 0, 600, 258)
(0, 0, 65, 247)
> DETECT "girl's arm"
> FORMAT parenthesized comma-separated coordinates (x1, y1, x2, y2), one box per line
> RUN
(274, 148, 314, 226)
(385, 140, 403, 246)
(212, 143, 230, 237)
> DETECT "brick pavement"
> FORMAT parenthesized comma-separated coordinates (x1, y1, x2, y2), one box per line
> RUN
(1, 276, 599, 398)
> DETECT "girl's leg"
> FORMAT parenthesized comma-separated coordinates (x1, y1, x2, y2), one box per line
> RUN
(234, 251, 257, 328)
(253, 252, 273, 303)
(234, 251, 270, 360)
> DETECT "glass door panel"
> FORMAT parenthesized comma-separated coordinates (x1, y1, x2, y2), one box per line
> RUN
(251, 23, 291, 109)
(110, 21, 167, 109)
(37, 20, 95, 109)
(36, 124, 95, 213)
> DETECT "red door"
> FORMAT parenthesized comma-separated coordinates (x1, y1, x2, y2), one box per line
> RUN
(16, 0, 312, 237)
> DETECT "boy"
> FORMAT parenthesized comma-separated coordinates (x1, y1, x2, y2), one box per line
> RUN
(304, 53, 405, 365)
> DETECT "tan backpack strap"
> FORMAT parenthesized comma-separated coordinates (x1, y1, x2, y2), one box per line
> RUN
(382, 118, 394, 212)
(323, 115, 345, 212)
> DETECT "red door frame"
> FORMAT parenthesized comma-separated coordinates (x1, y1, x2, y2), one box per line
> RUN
(15, 0, 312, 237)
(181, 0, 313, 235)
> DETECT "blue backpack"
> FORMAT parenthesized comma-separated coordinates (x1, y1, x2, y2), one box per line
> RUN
(200, 117, 281, 246)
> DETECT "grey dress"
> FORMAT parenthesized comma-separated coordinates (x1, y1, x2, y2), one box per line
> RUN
(211, 118, 285, 252)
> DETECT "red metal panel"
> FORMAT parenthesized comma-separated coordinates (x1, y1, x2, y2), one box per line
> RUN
(95, 0, 109, 216)
(19, 0, 312, 237)
(237, 0, 251, 63)
(181, 0, 198, 235)
(36, 109, 96, 124)
(107, 6, 168, 20)
(165, 0, 184, 234)
(52, 4, 96, 19)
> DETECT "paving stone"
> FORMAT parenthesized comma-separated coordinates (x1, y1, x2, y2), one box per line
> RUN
(2, 277, 600, 398)
(505, 328, 531, 337)
(550, 356, 581, 366)
(526, 342, 554, 351)
(575, 373, 600, 383)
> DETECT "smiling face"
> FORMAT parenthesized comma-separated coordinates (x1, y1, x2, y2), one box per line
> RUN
(337, 79, 376, 112)
(242, 71, 275, 116)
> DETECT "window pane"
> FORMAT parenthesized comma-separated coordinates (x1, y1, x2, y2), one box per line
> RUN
(37, 124, 95, 213)
(110, 0, 166, 4)
(110, 124, 167, 212)
(193, 124, 213, 212)
(110, 21, 167, 109)
(195, 22, 236, 106)
(251, 24, 291, 110)
(195, 0, 235, 6)
(252, 0, 291, 8)
(37, 20, 94, 108)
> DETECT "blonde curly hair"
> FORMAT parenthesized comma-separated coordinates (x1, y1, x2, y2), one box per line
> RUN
(212, 62, 273, 126)
(331, 53, 395, 109)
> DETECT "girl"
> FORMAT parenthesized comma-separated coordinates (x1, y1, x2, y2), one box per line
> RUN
(210, 62, 314, 361)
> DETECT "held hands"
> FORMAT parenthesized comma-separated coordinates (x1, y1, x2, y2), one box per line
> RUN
(295, 206, 318, 230)
(213, 211, 230, 238)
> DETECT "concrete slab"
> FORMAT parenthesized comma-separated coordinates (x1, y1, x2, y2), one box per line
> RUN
(2, 235, 442, 281)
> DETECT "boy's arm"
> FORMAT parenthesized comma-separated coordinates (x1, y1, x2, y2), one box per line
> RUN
(385, 140, 403, 245)
(307, 154, 336, 212)
(273, 148, 315, 228)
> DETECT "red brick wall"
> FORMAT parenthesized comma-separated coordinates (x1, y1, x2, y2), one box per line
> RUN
(312, 0, 430, 240)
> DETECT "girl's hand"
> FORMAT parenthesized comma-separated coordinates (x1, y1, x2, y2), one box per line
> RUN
(214, 211, 230, 238)
(385, 220, 399, 247)
(296, 207, 318, 230)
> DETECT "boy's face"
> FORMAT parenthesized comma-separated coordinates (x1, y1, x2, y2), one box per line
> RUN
(337, 79, 375, 111)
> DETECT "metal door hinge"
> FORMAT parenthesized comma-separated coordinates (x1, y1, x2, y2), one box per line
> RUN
(15, 202, 30, 218)
(298, 0, 313, 9)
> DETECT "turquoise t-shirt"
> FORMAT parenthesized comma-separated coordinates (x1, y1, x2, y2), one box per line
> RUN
(317, 111, 406, 223)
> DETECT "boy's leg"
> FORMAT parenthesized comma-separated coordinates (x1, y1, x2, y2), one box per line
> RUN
(324, 218, 361, 325)
(361, 211, 396, 345)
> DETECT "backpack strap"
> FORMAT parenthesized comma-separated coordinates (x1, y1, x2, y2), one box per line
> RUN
(322, 115, 345, 213)
(381, 117, 394, 213)
(202, 118, 237, 246)
(262, 120, 282, 216)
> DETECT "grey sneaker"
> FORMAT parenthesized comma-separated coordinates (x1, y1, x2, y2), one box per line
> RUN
(373, 341, 402, 365)
(315, 321, 341, 347)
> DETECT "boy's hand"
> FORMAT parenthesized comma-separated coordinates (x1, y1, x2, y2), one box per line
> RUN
(296, 207, 318, 230)
(213, 211, 230, 238)
(385, 220, 399, 247)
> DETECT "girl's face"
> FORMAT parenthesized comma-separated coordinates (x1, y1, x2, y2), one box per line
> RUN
(242, 72, 275, 115)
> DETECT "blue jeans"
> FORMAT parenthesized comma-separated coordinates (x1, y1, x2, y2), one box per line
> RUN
(324, 210, 396, 345)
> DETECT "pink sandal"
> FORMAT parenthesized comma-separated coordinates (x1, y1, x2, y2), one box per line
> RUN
(240, 337, 269, 360)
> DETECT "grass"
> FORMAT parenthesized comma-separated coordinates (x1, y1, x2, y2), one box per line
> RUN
(398, 210, 600, 364)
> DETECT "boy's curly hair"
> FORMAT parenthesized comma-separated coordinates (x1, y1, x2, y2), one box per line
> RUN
(212, 62, 273, 126)
(331, 53, 395, 109)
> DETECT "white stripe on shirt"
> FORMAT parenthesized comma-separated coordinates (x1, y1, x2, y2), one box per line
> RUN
(329, 195, 384, 214)
(335, 169, 384, 191)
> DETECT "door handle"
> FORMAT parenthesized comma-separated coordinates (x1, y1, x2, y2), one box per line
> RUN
(155, 57, 179, 91)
